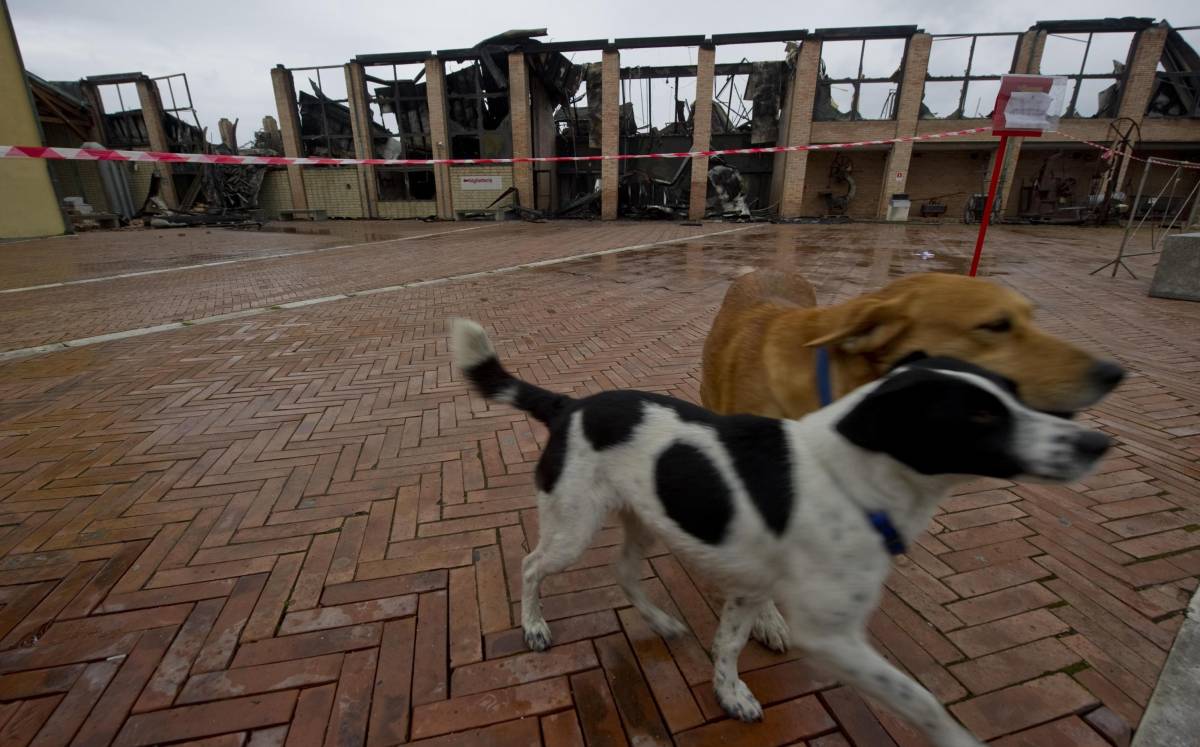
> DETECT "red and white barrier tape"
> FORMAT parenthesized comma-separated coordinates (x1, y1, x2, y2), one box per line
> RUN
(1053, 129, 1200, 171)
(0, 126, 991, 168)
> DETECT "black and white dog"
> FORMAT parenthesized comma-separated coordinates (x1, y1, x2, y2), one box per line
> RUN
(451, 319, 1111, 747)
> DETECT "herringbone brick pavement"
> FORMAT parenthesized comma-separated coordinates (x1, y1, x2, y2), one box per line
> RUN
(0, 221, 716, 352)
(0, 222, 1196, 745)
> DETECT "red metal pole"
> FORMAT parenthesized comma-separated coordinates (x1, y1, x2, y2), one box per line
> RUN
(969, 134, 1009, 277)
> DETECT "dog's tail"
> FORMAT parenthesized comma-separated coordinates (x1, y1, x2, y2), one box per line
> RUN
(451, 319, 572, 426)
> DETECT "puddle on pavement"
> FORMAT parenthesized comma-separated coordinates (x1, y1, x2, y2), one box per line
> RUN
(260, 226, 334, 236)
(537, 228, 984, 299)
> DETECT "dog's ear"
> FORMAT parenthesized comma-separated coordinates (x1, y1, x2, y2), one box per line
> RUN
(807, 298, 910, 355)
(835, 369, 937, 453)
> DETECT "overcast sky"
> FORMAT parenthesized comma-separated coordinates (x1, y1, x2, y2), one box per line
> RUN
(9, 0, 1199, 141)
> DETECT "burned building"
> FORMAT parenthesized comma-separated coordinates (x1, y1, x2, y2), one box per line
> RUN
(25, 69, 279, 227)
(258, 19, 1198, 224)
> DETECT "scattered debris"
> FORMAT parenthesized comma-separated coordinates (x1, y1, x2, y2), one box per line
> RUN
(62, 196, 120, 230)
(1148, 27, 1200, 117)
(820, 154, 857, 215)
(707, 157, 751, 217)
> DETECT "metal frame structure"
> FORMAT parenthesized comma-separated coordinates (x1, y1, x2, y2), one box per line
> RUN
(152, 73, 204, 134)
(443, 58, 511, 159)
(1051, 32, 1131, 118)
(1151, 25, 1200, 118)
(364, 62, 435, 201)
(813, 27, 917, 122)
(1033, 19, 1154, 119)
(289, 64, 354, 158)
(1091, 155, 1200, 278)
(924, 32, 1021, 118)
(83, 72, 205, 151)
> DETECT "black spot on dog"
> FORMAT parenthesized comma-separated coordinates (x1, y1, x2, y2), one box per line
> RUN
(582, 399, 643, 450)
(720, 416, 793, 535)
(837, 367, 1023, 478)
(852, 592, 868, 604)
(656, 442, 732, 544)
(577, 390, 714, 449)
(535, 422, 569, 492)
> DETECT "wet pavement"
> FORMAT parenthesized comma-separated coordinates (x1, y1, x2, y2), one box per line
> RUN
(0, 220, 1196, 745)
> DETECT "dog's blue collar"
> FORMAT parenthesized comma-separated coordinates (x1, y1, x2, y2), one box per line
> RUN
(867, 511, 907, 555)
(817, 349, 901, 554)
(815, 346, 834, 407)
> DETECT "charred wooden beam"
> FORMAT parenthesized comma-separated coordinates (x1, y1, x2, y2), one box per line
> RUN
(620, 63, 768, 80)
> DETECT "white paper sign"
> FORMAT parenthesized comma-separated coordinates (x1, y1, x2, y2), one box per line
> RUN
(998, 77, 1067, 131)
(460, 175, 503, 190)
(1004, 92, 1053, 129)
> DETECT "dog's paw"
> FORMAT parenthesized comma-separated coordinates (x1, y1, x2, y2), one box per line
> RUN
(645, 609, 689, 640)
(523, 620, 552, 652)
(751, 604, 790, 653)
(716, 679, 763, 723)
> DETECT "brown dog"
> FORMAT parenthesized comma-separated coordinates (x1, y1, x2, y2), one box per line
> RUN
(701, 269, 1124, 419)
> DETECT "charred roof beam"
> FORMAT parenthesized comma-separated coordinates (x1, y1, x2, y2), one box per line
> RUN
(620, 63, 771, 80)
(1033, 18, 1155, 33)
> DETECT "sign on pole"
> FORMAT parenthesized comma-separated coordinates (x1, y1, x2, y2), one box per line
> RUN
(970, 75, 1067, 276)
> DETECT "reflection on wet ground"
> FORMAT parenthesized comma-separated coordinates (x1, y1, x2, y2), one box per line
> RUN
(1, 220, 1173, 356)
(530, 225, 977, 307)
(259, 226, 334, 236)
(0, 220, 478, 290)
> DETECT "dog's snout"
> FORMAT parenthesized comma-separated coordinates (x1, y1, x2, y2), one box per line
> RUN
(1073, 430, 1112, 460)
(1088, 361, 1126, 393)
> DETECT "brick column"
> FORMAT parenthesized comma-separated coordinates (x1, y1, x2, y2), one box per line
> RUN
(688, 44, 716, 221)
(529, 77, 558, 211)
(135, 76, 178, 209)
(775, 39, 820, 218)
(346, 62, 378, 218)
(1111, 23, 1170, 193)
(600, 47, 620, 220)
(508, 51, 534, 207)
(270, 65, 308, 211)
(1118, 23, 1169, 122)
(425, 57, 454, 220)
(877, 33, 932, 218)
(993, 29, 1045, 214)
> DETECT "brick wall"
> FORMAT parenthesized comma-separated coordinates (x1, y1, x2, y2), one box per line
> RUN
(878, 34, 932, 217)
(377, 201, 439, 219)
(689, 45, 716, 220)
(48, 161, 110, 214)
(1005, 149, 1105, 217)
(508, 52, 534, 207)
(906, 147, 1199, 222)
(270, 66, 308, 212)
(1141, 119, 1200, 141)
(425, 59, 453, 220)
(799, 150, 887, 219)
(777, 40, 821, 218)
(906, 149, 995, 220)
(128, 163, 155, 209)
(600, 49, 620, 220)
(1118, 25, 1169, 121)
(303, 167, 367, 218)
(449, 165, 514, 211)
(257, 169, 294, 219)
